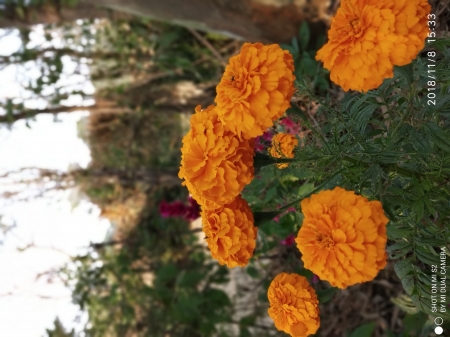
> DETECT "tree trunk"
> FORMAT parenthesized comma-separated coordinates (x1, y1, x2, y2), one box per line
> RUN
(1, 0, 332, 43)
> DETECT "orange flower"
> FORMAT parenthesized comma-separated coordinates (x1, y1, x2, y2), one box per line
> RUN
(178, 105, 254, 209)
(268, 273, 320, 337)
(295, 187, 388, 289)
(215, 43, 295, 140)
(202, 195, 257, 268)
(316, 0, 430, 92)
(269, 133, 298, 169)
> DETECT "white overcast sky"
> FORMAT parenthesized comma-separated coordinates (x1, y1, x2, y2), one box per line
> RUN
(0, 26, 111, 336)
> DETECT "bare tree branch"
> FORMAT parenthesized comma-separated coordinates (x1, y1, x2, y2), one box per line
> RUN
(187, 28, 227, 67)
(0, 103, 133, 124)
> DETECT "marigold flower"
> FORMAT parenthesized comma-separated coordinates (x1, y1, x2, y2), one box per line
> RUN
(178, 105, 254, 209)
(215, 43, 295, 139)
(268, 273, 320, 337)
(269, 133, 298, 169)
(295, 187, 389, 289)
(316, 0, 430, 92)
(201, 195, 257, 268)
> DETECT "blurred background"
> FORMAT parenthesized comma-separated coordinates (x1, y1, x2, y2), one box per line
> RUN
(0, 0, 448, 336)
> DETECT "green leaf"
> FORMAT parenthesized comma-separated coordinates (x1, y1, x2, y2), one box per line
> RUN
(203, 288, 230, 307)
(280, 43, 298, 57)
(423, 122, 450, 153)
(286, 104, 308, 122)
(414, 237, 444, 246)
(156, 263, 178, 284)
(298, 22, 310, 50)
(239, 328, 251, 337)
(239, 314, 256, 327)
(263, 186, 277, 203)
(348, 322, 376, 337)
(415, 246, 439, 266)
(298, 182, 315, 197)
(394, 64, 414, 85)
(402, 312, 428, 335)
(176, 270, 203, 288)
(246, 266, 259, 278)
(387, 241, 412, 259)
(401, 274, 416, 295)
(291, 37, 299, 53)
(387, 225, 412, 240)
(317, 287, 337, 304)
(427, 38, 450, 53)
(412, 198, 425, 221)
(394, 258, 414, 279)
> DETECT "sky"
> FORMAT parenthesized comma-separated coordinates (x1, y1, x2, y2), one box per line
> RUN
(0, 27, 111, 336)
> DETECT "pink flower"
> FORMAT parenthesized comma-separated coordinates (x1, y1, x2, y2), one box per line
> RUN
(311, 274, 319, 284)
(280, 117, 301, 135)
(262, 130, 274, 142)
(280, 234, 296, 246)
(255, 129, 274, 153)
(159, 197, 200, 220)
(254, 141, 265, 153)
(185, 196, 201, 220)
(159, 201, 187, 218)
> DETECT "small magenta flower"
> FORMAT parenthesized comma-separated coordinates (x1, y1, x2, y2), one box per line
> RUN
(312, 274, 319, 284)
(255, 129, 274, 153)
(159, 196, 200, 220)
(262, 130, 274, 142)
(185, 196, 201, 220)
(280, 234, 296, 246)
(254, 141, 265, 153)
(280, 117, 301, 135)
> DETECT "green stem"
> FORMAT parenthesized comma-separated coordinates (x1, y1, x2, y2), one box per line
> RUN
(253, 152, 295, 169)
(341, 155, 422, 178)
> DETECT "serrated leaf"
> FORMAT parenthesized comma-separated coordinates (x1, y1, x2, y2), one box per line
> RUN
(417, 272, 432, 286)
(387, 241, 412, 259)
(387, 225, 412, 240)
(423, 122, 450, 153)
(394, 64, 414, 85)
(394, 258, 414, 279)
(354, 104, 378, 134)
(415, 246, 439, 266)
(401, 274, 416, 295)
(412, 198, 425, 221)
(415, 237, 444, 246)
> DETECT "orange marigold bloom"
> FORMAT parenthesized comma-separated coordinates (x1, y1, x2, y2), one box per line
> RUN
(202, 195, 257, 268)
(295, 187, 389, 289)
(178, 105, 254, 209)
(316, 0, 430, 92)
(268, 273, 320, 337)
(215, 43, 295, 140)
(269, 133, 298, 169)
